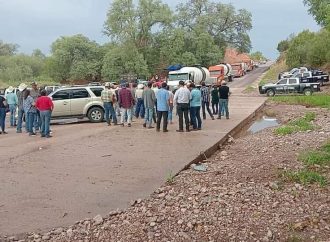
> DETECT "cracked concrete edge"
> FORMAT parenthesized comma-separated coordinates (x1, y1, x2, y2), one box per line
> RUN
(177, 100, 267, 176)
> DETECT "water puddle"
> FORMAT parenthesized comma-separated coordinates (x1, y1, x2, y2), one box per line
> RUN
(247, 116, 280, 134)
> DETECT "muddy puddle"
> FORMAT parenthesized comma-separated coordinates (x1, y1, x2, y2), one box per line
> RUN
(247, 116, 280, 134)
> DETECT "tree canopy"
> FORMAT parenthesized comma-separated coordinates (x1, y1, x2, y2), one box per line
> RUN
(304, 0, 330, 27)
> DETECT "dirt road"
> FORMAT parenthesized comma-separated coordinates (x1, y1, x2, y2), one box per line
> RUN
(0, 65, 269, 236)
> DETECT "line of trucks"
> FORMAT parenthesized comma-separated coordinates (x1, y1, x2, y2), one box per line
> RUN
(167, 60, 257, 89)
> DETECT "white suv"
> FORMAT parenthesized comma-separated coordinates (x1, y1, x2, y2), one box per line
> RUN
(49, 86, 105, 122)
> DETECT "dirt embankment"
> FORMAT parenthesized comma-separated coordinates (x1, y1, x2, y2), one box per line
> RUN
(4, 103, 328, 242)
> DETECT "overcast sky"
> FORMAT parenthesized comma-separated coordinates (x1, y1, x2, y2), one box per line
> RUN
(0, 0, 320, 59)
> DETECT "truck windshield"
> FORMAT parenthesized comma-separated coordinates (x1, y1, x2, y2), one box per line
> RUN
(210, 70, 221, 76)
(168, 73, 189, 81)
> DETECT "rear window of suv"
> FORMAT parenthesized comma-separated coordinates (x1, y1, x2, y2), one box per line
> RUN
(71, 89, 90, 99)
(90, 88, 104, 97)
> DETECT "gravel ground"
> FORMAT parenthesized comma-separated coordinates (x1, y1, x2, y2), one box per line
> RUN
(3, 103, 330, 242)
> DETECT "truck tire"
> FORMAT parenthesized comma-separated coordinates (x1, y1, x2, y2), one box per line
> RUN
(266, 89, 275, 97)
(303, 88, 312, 96)
(87, 106, 104, 123)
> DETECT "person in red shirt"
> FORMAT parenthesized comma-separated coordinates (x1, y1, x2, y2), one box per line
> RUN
(35, 90, 54, 138)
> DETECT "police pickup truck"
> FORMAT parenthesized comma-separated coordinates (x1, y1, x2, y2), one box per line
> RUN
(294, 71, 329, 85)
(259, 77, 321, 97)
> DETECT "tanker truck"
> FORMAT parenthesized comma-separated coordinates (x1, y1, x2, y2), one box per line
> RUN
(208, 63, 233, 85)
(167, 66, 211, 89)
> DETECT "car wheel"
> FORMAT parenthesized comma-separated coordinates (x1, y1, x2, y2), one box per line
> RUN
(266, 89, 275, 97)
(304, 88, 312, 96)
(87, 107, 104, 123)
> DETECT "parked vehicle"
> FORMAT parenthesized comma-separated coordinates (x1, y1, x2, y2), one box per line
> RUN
(49, 86, 105, 122)
(208, 63, 233, 85)
(231, 63, 245, 77)
(259, 78, 320, 96)
(279, 67, 308, 79)
(167, 66, 211, 89)
(45, 85, 62, 95)
(294, 71, 329, 85)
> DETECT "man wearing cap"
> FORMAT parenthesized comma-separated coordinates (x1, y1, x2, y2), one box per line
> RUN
(16, 83, 28, 133)
(217, 81, 231, 119)
(5, 86, 18, 127)
(101, 82, 117, 126)
(134, 84, 145, 119)
(30, 82, 41, 131)
(173, 80, 191, 132)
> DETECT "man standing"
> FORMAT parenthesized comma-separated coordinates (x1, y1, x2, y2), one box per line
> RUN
(218, 81, 231, 119)
(211, 85, 219, 115)
(142, 82, 156, 129)
(30, 82, 41, 131)
(35, 90, 54, 138)
(16, 83, 28, 133)
(173, 81, 191, 132)
(5, 86, 18, 127)
(118, 83, 134, 127)
(134, 84, 144, 119)
(200, 82, 215, 120)
(101, 82, 117, 126)
(156, 82, 170, 132)
(190, 83, 202, 131)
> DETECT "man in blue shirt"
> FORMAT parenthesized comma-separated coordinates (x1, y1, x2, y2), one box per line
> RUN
(190, 83, 202, 130)
(156, 82, 170, 132)
(5, 86, 18, 127)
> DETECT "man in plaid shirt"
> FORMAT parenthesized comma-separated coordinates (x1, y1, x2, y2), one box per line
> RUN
(200, 82, 215, 120)
(101, 83, 117, 126)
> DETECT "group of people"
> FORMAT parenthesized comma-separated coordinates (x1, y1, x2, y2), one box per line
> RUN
(0, 82, 54, 137)
(101, 80, 231, 132)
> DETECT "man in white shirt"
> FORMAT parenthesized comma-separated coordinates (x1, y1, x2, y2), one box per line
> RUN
(173, 81, 191, 132)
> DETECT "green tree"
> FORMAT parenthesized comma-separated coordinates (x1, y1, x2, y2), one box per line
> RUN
(102, 42, 149, 81)
(0, 40, 19, 56)
(176, 1, 252, 53)
(286, 30, 315, 68)
(304, 0, 330, 26)
(46, 34, 103, 81)
(250, 51, 266, 61)
(306, 29, 330, 67)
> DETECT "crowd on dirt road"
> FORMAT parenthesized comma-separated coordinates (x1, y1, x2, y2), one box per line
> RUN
(0, 80, 231, 135)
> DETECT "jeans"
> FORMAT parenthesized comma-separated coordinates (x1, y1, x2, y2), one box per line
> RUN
(212, 102, 219, 115)
(157, 111, 168, 131)
(0, 108, 6, 132)
(190, 106, 202, 129)
(144, 107, 154, 127)
(168, 109, 173, 122)
(120, 108, 132, 124)
(27, 112, 36, 134)
(34, 110, 41, 131)
(135, 98, 145, 118)
(219, 99, 229, 118)
(177, 103, 190, 131)
(9, 104, 16, 126)
(40, 110, 51, 136)
(202, 101, 214, 119)
(104, 102, 117, 124)
(17, 107, 25, 132)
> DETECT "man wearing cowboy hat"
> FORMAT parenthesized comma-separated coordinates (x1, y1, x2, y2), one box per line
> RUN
(16, 83, 28, 133)
(101, 82, 117, 126)
(5, 86, 18, 127)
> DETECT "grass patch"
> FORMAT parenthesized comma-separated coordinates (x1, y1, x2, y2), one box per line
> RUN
(270, 95, 330, 109)
(282, 170, 327, 187)
(244, 85, 256, 92)
(274, 112, 316, 135)
(299, 141, 330, 166)
(166, 171, 175, 184)
(259, 59, 287, 85)
(299, 151, 330, 166)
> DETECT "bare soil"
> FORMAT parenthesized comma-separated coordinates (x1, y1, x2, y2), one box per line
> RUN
(9, 103, 329, 242)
